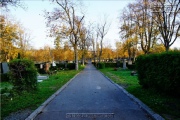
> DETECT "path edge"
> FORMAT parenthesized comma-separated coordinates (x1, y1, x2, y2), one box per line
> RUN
(25, 71, 82, 120)
(99, 71, 165, 120)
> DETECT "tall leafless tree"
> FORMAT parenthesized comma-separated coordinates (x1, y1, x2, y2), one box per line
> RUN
(96, 16, 110, 62)
(129, 0, 159, 54)
(45, 0, 84, 70)
(151, 0, 180, 51)
(79, 24, 92, 66)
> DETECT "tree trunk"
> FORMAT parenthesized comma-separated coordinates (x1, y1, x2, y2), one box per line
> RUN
(82, 53, 85, 66)
(93, 51, 96, 63)
(165, 45, 169, 52)
(99, 50, 102, 63)
(74, 45, 78, 70)
(99, 40, 103, 63)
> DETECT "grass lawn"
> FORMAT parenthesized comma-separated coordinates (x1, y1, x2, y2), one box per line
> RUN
(100, 68, 180, 120)
(1, 65, 85, 119)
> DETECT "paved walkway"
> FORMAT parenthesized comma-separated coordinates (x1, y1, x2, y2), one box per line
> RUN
(33, 62, 152, 120)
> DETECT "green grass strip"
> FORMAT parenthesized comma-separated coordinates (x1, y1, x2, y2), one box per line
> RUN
(100, 68, 180, 120)
(1, 66, 84, 119)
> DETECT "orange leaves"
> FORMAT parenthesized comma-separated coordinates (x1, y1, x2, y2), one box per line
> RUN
(101, 47, 115, 60)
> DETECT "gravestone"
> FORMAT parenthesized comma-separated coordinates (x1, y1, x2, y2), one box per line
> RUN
(37, 75, 49, 80)
(37, 75, 49, 82)
(65, 61, 68, 68)
(123, 59, 127, 69)
(52, 61, 56, 67)
(1, 62, 9, 73)
(116, 60, 120, 68)
(128, 60, 132, 65)
(40, 64, 43, 69)
(45, 63, 50, 72)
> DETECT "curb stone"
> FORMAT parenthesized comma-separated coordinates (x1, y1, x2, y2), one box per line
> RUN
(99, 71, 165, 120)
(25, 72, 82, 120)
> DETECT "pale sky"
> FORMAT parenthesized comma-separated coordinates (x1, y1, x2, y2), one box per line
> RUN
(4, 0, 180, 49)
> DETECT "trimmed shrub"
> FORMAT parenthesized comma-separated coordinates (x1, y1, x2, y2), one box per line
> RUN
(8, 59, 37, 92)
(97, 62, 105, 69)
(92, 62, 97, 67)
(1, 73, 10, 82)
(56, 63, 66, 69)
(67, 63, 75, 70)
(104, 63, 117, 68)
(136, 51, 180, 96)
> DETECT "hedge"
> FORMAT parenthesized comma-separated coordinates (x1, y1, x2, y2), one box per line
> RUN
(67, 63, 76, 70)
(136, 51, 180, 96)
(1, 73, 10, 82)
(97, 62, 105, 69)
(92, 61, 135, 70)
(104, 63, 117, 68)
(8, 59, 37, 92)
(35, 63, 77, 73)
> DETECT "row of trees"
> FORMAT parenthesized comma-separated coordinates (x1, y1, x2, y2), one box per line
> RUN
(0, 12, 111, 64)
(44, 0, 112, 70)
(119, 0, 179, 60)
(1, 0, 179, 70)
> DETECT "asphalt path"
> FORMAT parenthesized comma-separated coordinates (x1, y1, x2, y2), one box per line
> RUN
(34, 62, 152, 120)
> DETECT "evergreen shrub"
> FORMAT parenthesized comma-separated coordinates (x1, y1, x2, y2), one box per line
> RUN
(9, 59, 37, 92)
(97, 62, 105, 69)
(1, 73, 9, 82)
(136, 51, 180, 96)
(104, 63, 117, 68)
(67, 63, 75, 70)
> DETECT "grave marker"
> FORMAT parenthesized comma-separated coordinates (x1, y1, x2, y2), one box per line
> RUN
(52, 61, 56, 67)
(40, 64, 43, 69)
(1, 62, 9, 73)
(123, 59, 127, 69)
(128, 60, 132, 65)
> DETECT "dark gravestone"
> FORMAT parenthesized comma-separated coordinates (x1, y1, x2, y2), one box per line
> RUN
(1, 62, 9, 73)
(65, 61, 68, 68)
(116, 60, 120, 67)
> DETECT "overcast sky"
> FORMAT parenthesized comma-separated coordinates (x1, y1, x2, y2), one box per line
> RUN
(5, 0, 180, 49)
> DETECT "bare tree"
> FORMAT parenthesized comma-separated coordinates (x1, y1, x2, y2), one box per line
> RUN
(151, 0, 180, 51)
(96, 16, 110, 62)
(45, 0, 84, 70)
(130, 0, 159, 54)
(120, 8, 138, 60)
(87, 23, 96, 63)
(79, 25, 92, 66)
(91, 34, 96, 62)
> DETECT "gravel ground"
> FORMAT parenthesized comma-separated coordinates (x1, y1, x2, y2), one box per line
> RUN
(3, 109, 33, 120)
